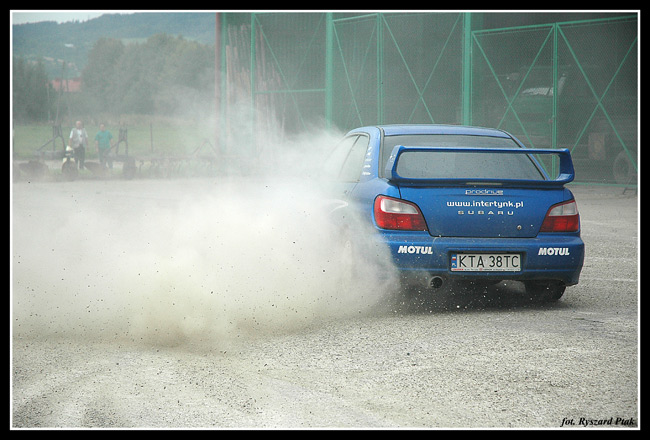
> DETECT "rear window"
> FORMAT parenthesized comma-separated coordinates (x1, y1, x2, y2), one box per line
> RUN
(381, 134, 545, 180)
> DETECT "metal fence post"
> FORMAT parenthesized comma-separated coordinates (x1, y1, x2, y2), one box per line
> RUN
(250, 13, 257, 143)
(462, 12, 472, 125)
(325, 13, 333, 129)
(377, 13, 384, 124)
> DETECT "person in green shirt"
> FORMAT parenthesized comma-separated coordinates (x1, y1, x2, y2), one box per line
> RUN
(94, 124, 114, 169)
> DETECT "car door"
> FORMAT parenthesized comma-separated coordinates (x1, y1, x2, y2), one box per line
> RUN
(321, 134, 370, 224)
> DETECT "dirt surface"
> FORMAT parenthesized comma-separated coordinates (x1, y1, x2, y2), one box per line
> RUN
(11, 177, 638, 429)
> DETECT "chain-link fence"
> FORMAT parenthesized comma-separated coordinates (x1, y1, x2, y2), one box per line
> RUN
(471, 15, 638, 184)
(219, 12, 637, 185)
(331, 13, 465, 128)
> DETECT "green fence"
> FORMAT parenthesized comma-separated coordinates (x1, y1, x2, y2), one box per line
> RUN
(331, 13, 467, 129)
(470, 15, 638, 184)
(219, 12, 637, 185)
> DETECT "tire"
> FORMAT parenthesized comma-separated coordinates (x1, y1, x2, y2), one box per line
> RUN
(524, 280, 566, 302)
(613, 151, 636, 185)
(61, 159, 78, 181)
(123, 157, 137, 180)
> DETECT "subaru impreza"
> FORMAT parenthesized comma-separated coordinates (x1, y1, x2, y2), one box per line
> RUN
(323, 124, 584, 301)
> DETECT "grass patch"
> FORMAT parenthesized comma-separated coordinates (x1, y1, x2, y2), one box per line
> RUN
(12, 119, 216, 161)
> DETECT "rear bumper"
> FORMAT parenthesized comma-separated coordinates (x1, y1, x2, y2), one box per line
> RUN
(376, 231, 584, 286)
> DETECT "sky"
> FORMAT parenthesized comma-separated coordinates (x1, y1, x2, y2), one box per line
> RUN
(11, 10, 133, 25)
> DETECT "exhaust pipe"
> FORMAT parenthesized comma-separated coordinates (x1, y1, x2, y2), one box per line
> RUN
(430, 276, 444, 289)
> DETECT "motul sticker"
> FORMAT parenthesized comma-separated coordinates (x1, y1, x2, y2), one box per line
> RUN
(538, 247, 570, 256)
(398, 245, 433, 255)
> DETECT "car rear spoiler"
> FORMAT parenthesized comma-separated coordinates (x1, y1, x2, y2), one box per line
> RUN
(385, 146, 575, 187)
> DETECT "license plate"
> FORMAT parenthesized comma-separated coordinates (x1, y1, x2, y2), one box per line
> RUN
(451, 253, 521, 272)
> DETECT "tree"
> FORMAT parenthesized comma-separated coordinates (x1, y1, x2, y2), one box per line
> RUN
(12, 57, 52, 122)
(80, 33, 215, 117)
(81, 38, 125, 115)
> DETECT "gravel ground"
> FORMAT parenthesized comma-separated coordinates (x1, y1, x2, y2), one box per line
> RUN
(11, 177, 638, 429)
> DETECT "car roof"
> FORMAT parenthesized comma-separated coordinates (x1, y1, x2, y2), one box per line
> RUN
(373, 124, 512, 138)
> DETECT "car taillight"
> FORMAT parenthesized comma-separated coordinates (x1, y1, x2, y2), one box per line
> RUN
(374, 195, 428, 231)
(539, 200, 580, 232)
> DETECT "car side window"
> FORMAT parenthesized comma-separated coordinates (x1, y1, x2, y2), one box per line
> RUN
(339, 134, 369, 182)
(322, 135, 358, 179)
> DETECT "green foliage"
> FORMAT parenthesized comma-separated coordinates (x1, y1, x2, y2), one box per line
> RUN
(13, 28, 216, 123)
(12, 13, 218, 78)
(81, 33, 215, 118)
(81, 38, 125, 111)
(13, 57, 53, 122)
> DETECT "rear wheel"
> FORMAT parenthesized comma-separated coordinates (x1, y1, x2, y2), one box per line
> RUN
(524, 280, 566, 302)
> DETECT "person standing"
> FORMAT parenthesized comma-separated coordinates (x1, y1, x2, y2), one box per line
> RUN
(69, 120, 88, 170)
(94, 124, 114, 170)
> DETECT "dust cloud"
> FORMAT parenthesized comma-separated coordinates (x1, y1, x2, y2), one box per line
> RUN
(12, 124, 400, 349)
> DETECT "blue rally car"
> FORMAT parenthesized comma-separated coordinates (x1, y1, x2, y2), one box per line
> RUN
(324, 124, 584, 301)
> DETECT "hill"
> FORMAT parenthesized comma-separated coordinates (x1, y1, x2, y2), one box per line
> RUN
(12, 12, 219, 78)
